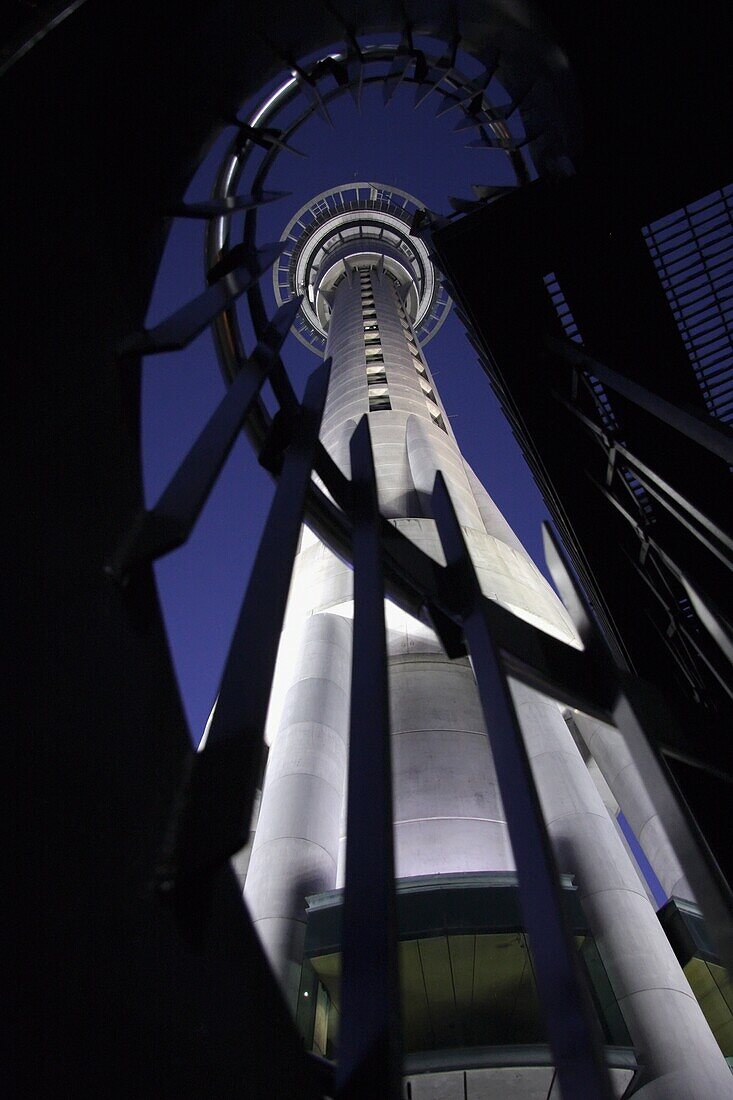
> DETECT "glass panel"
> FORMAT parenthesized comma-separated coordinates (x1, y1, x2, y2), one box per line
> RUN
(369, 394, 391, 411)
(684, 959, 733, 1057)
(302, 929, 630, 1057)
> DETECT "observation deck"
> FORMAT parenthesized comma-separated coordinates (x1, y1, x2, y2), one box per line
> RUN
(273, 182, 452, 353)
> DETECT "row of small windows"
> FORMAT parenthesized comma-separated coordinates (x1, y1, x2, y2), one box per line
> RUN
(420, 371, 445, 429)
(393, 286, 429, 372)
(357, 273, 445, 426)
(367, 331, 391, 410)
(395, 289, 447, 431)
(362, 274, 391, 409)
(359, 271, 373, 304)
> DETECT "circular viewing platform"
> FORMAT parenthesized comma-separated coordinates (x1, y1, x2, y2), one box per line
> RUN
(273, 182, 452, 354)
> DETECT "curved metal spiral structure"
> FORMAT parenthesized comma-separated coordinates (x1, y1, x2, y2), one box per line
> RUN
(203, 34, 557, 392)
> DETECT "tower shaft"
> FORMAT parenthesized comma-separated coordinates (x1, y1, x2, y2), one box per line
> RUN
(244, 208, 733, 1097)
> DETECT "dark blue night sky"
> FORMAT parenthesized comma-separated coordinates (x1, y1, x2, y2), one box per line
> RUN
(142, 54, 556, 745)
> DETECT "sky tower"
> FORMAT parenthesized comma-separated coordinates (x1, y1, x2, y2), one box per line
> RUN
(239, 184, 733, 1099)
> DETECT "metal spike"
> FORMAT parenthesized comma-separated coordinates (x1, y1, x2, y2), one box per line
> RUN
(471, 184, 515, 200)
(119, 242, 285, 356)
(433, 90, 463, 117)
(466, 135, 506, 150)
(383, 55, 412, 105)
(229, 120, 307, 157)
(206, 239, 277, 283)
(293, 70, 333, 127)
(448, 195, 482, 214)
(257, 131, 306, 158)
(313, 55, 348, 88)
(325, 12, 364, 107)
(258, 294, 304, 353)
(414, 67, 446, 108)
(346, 50, 364, 109)
(453, 112, 485, 132)
(171, 190, 291, 219)
(484, 100, 515, 122)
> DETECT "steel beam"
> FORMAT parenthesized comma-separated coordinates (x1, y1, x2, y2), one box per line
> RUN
(155, 360, 330, 920)
(107, 297, 303, 580)
(336, 418, 401, 1100)
(431, 472, 614, 1100)
(118, 243, 285, 355)
(543, 521, 733, 976)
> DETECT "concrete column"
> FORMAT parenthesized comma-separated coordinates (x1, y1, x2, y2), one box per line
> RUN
(244, 612, 352, 1012)
(571, 710, 695, 901)
(231, 788, 261, 891)
(511, 680, 732, 1098)
(388, 651, 513, 879)
(335, 621, 514, 888)
(583, 745, 658, 906)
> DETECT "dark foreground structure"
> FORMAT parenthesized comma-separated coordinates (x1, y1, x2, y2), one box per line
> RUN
(6, 2, 732, 1097)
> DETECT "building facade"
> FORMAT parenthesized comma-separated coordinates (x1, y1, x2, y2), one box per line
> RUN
(241, 187, 733, 1098)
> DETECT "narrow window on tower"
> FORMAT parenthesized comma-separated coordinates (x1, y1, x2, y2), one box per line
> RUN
(419, 377, 438, 403)
(365, 287, 389, 407)
(367, 364, 387, 385)
(428, 405, 447, 431)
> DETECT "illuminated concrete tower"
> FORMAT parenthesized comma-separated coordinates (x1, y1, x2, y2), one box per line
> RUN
(243, 185, 732, 1098)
